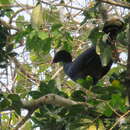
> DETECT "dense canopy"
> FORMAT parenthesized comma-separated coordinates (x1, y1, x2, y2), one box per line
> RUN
(0, 0, 130, 130)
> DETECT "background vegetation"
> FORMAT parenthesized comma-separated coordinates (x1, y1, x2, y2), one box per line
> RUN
(0, 0, 130, 129)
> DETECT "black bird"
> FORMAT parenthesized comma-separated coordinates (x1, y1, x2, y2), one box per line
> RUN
(52, 47, 113, 84)
(52, 17, 124, 84)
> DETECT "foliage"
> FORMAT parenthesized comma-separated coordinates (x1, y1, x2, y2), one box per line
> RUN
(0, 0, 129, 130)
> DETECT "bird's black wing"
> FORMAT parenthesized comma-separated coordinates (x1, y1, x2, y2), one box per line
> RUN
(68, 47, 99, 80)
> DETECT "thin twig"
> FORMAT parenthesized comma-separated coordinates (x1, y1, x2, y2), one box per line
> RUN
(0, 81, 11, 93)
(51, 67, 63, 80)
(14, 110, 34, 130)
(41, 0, 85, 11)
(109, 110, 130, 130)
(11, 57, 40, 85)
(9, 7, 33, 24)
(0, 18, 20, 31)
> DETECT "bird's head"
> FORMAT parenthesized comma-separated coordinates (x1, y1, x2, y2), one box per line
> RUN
(103, 16, 125, 39)
(52, 50, 72, 63)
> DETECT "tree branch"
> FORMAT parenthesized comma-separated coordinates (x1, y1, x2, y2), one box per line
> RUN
(0, 18, 20, 31)
(22, 94, 80, 110)
(9, 7, 33, 24)
(0, 4, 33, 8)
(51, 67, 63, 80)
(126, 14, 130, 103)
(97, 0, 130, 9)
(13, 93, 89, 129)
(41, 0, 84, 11)
(110, 110, 130, 130)
(11, 57, 40, 85)
(14, 110, 34, 130)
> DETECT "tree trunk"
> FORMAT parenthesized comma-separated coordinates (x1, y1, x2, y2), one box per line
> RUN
(126, 14, 130, 104)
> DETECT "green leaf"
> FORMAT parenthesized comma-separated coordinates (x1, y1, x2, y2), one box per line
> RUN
(63, 41, 72, 52)
(14, 25, 33, 43)
(31, 3, 43, 29)
(38, 31, 48, 40)
(98, 120, 105, 130)
(88, 27, 104, 45)
(21, 121, 32, 130)
(97, 103, 113, 117)
(39, 80, 59, 95)
(41, 38, 52, 54)
(68, 105, 85, 116)
(109, 94, 127, 112)
(64, 31, 73, 41)
(51, 24, 62, 32)
(71, 90, 86, 102)
(101, 45, 112, 66)
(0, 96, 10, 110)
(28, 91, 42, 99)
(77, 76, 93, 88)
(0, 0, 10, 4)
(16, 15, 25, 28)
(39, 81, 48, 93)
(26, 30, 52, 54)
(103, 107, 113, 117)
(8, 94, 22, 115)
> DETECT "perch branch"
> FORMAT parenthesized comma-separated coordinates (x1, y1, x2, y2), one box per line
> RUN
(13, 93, 89, 129)
(22, 94, 79, 110)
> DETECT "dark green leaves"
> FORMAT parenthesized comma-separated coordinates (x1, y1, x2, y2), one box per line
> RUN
(51, 23, 73, 52)
(51, 24, 62, 32)
(8, 94, 22, 115)
(77, 76, 93, 89)
(26, 30, 52, 54)
(89, 27, 112, 66)
(39, 80, 59, 95)
(0, 94, 10, 110)
(29, 91, 42, 99)
(29, 80, 66, 99)
(71, 90, 86, 102)
(110, 94, 127, 113)
(0, 94, 22, 115)
(88, 27, 104, 45)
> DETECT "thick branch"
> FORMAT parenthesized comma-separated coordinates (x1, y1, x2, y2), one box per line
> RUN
(97, 0, 130, 9)
(22, 94, 79, 110)
(13, 93, 88, 129)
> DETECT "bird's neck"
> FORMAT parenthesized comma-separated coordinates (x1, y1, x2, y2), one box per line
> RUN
(63, 62, 72, 68)
(63, 62, 72, 74)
